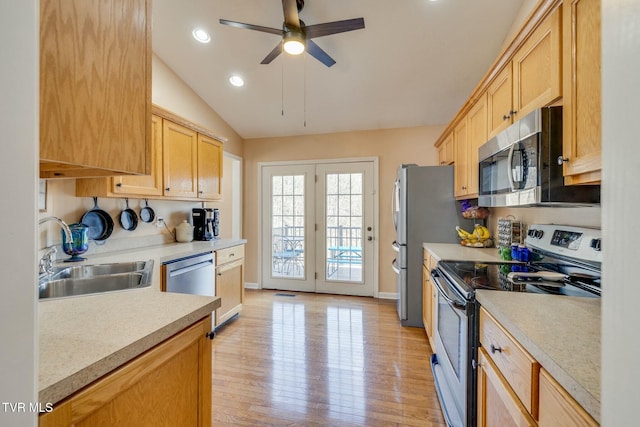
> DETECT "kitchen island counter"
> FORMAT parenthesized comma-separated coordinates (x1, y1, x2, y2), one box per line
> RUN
(39, 289, 220, 405)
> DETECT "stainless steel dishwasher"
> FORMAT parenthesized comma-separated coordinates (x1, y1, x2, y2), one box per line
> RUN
(163, 252, 215, 297)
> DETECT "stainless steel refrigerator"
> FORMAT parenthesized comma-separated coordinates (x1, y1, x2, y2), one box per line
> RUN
(391, 164, 472, 327)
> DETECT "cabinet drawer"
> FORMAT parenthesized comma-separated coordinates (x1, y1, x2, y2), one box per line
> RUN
(216, 245, 244, 266)
(479, 307, 540, 418)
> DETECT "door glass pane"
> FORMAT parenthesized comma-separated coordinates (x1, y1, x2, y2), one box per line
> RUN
(272, 174, 305, 278)
(325, 173, 363, 282)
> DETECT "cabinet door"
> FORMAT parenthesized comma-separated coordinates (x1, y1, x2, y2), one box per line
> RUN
(539, 368, 598, 427)
(487, 66, 514, 139)
(454, 118, 469, 197)
(112, 114, 164, 196)
(467, 94, 488, 197)
(197, 134, 223, 200)
(422, 264, 431, 338)
(513, 7, 562, 120)
(444, 134, 455, 165)
(40, 0, 150, 177)
(40, 316, 212, 427)
(216, 259, 244, 326)
(437, 144, 447, 166)
(562, 0, 601, 184)
(163, 120, 198, 198)
(477, 348, 537, 427)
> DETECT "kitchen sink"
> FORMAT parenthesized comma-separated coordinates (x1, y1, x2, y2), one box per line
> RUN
(39, 260, 154, 300)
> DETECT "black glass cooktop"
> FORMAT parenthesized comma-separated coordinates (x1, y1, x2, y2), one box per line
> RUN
(437, 261, 600, 298)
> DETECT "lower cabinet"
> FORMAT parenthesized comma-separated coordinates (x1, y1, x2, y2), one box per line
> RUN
(477, 347, 536, 427)
(39, 315, 212, 427)
(215, 245, 245, 327)
(539, 368, 598, 427)
(479, 307, 599, 426)
(422, 249, 437, 350)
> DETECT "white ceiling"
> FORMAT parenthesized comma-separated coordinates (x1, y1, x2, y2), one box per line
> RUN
(152, 0, 526, 139)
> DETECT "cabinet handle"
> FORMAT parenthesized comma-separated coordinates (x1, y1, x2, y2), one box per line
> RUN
(230, 253, 235, 257)
(557, 156, 570, 166)
(116, 182, 122, 187)
(206, 331, 215, 340)
(165, 187, 170, 192)
(217, 272, 222, 276)
(503, 114, 510, 121)
(199, 190, 203, 194)
(490, 344, 503, 354)
(509, 109, 518, 116)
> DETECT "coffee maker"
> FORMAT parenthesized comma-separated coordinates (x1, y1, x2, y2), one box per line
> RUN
(192, 208, 219, 240)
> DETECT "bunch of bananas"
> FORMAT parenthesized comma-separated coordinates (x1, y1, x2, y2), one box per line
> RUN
(456, 224, 493, 247)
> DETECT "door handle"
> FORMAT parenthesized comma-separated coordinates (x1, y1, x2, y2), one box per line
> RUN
(367, 236, 374, 241)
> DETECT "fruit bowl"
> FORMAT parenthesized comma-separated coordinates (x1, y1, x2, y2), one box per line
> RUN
(456, 225, 493, 248)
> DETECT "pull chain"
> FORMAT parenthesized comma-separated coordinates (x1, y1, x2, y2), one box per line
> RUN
(281, 59, 284, 116)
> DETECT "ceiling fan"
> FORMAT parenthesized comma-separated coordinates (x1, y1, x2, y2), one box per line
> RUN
(219, 0, 365, 67)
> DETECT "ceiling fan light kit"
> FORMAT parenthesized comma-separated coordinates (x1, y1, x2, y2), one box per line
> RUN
(283, 32, 306, 55)
(219, 0, 365, 67)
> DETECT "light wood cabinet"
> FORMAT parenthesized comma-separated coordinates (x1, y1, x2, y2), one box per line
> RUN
(40, 0, 151, 179)
(486, 6, 562, 139)
(163, 120, 199, 199)
(111, 114, 164, 197)
(215, 245, 245, 327)
(39, 315, 212, 427)
(197, 134, 223, 200)
(422, 249, 437, 350)
(454, 116, 469, 198)
(477, 347, 537, 427)
(539, 368, 598, 427)
(479, 307, 540, 417)
(437, 133, 455, 166)
(454, 94, 487, 199)
(77, 110, 225, 202)
(562, 0, 602, 184)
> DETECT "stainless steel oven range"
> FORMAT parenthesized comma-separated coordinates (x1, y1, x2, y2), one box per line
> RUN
(430, 224, 602, 427)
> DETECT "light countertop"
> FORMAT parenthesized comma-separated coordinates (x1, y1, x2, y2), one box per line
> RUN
(423, 243, 601, 423)
(476, 291, 600, 423)
(38, 239, 244, 404)
(423, 242, 504, 263)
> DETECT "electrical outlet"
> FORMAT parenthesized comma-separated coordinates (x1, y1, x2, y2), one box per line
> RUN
(156, 217, 164, 228)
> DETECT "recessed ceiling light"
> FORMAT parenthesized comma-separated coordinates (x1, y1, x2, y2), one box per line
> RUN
(192, 28, 211, 43)
(229, 75, 245, 87)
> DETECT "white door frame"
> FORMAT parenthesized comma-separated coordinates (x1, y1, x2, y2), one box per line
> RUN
(257, 157, 380, 297)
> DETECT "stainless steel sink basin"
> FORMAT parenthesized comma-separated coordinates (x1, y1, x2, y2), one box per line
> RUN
(39, 260, 154, 300)
(49, 261, 149, 280)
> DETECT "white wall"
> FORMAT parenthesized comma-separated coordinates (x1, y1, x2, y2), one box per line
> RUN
(0, 1, 38, 426)
(601, 1, 640, 425)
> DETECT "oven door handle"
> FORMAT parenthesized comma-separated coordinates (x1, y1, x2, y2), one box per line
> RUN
(431, 269, 466, 310)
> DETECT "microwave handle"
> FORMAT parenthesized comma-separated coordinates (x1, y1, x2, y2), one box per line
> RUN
(506, 143, 517, 191)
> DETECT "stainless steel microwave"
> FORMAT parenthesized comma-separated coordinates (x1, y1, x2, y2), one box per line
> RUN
(477, 107, 600, 207)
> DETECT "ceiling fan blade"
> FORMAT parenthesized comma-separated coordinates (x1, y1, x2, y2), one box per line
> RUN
(219, 19, 283, 36)
(261, 41, 284, 64)
(282, 0, 300, 29)
(304, 18, 365, 39)
(306, 39, 336, 67)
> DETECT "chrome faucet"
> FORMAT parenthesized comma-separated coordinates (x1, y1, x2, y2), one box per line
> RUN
(39, 216, 73, 275)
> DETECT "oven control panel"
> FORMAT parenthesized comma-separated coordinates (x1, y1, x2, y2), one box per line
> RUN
(525, 224, 602, 263)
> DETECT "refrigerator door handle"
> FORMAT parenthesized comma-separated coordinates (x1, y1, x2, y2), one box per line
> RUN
(391, 179, 400, 232)
(391, 258, 400, 274)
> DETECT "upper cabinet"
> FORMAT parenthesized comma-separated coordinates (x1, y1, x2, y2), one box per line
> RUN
(437, 133, 455, 166)
(454, 94, 487, 199)
(561, 0, 602, 184)
(487, 7, 562, 139)
(40, 0, 151, 178)
(77, 107, 226, 202)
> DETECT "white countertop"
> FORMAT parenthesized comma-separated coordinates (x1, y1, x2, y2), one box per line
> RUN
(423, 243, 601, 423)
(423, 242, 504, 263)
(38, 239, 244, 404)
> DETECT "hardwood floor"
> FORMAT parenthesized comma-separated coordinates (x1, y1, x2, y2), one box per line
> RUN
(211, 289, 446, 426)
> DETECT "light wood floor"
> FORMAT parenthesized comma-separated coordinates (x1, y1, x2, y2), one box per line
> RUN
(211, 289, 446, 426)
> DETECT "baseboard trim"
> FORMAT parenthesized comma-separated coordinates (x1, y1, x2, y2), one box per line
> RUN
(244, 282, 260, 290)
(377, 292, 398, 300)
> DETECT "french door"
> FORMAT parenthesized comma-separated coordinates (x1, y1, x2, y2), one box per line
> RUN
(261, 161, 376, 296)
